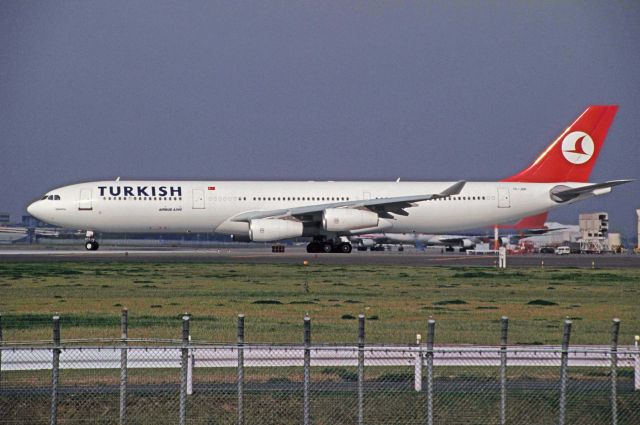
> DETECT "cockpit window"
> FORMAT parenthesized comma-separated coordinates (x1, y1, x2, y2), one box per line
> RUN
(44, 194, 61, 200)
(47, 195, 54, 200)
(42, 195, 49, 200)
(54, 195, 61, 200)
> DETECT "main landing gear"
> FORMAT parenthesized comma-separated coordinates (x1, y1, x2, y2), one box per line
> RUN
(306, 237, 352, 254)
(84, 231, 99, 251)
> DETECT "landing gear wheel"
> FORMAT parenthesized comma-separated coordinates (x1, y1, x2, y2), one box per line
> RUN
(322, 242, 334, 253)
(85, 241, 99, 251)
(337, 243, 352, 253)
(306, 242, 320, 253)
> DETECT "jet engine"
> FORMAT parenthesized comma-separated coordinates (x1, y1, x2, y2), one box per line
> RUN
(249, 219, 303, 242)
(323, 208, 379, 232)
(461, 238, 476, 249)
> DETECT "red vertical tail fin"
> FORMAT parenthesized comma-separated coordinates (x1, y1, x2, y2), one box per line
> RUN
(502, 105, 618, 183)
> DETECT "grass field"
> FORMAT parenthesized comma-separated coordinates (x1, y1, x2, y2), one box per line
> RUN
(0, 262, 638, 344)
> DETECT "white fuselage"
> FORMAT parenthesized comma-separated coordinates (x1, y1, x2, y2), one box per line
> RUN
(27, 180, 584, 236)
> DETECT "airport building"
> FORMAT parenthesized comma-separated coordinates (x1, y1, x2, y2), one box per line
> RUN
(0, 212, 9, 225)
(578, 212, 610, 253)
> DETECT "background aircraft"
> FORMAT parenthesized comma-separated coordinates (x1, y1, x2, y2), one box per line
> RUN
(351, 213, 551, 251)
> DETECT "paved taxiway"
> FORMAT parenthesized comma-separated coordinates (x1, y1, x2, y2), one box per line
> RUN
(1, 246, 639, 267)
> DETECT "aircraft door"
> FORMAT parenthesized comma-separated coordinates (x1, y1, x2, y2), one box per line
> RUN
(78, 189, 92, 210)
(497, 188, 511, 208)
(192, 189, 205, 209)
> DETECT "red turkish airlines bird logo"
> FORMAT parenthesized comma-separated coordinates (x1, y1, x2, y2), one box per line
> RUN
(564, 135, 588, 155)
(561, 131, 594, 165)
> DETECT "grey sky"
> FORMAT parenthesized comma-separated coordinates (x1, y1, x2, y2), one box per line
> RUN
(1, 1, 639, 236)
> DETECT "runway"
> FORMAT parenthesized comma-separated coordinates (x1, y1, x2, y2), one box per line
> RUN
(1, 245, 640, 267)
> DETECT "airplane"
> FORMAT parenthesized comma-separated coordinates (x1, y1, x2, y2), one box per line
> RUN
(27, 105, 632, 253)
(351, 212, 550, 252)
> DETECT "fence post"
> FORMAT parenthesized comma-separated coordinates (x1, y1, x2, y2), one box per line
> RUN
(237, 314, 245, 425)
(187, 335, 193, 396)
(179, 315, 190, 425)
(50, 315, 60, 425)
(500, 316, 508, 425)
(558, 319, 572, 425)
(426, 319, 435, 425)
(119, 308, 128, 425)
(635, 335, 640, 391)
(414, 334, 422, 391)
(358, 314, 365, 425)
(0, 313, 3, 389)
(610, 318, 620, 425)
(303, 315, 311, 425)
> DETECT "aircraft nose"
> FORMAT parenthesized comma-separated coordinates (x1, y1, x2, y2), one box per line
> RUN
(27, 201, 41, 219)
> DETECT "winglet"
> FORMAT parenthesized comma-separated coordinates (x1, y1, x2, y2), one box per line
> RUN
(436, 181, 466, 198)
(550, 179, 633, 202)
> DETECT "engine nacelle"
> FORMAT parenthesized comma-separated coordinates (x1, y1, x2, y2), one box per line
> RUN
(249, 219, 303, 242)
(323, 208, 379, 232)
(461, 238, 476, 249)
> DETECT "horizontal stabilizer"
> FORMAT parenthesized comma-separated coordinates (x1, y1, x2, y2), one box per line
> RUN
(550, 180, 633, 202)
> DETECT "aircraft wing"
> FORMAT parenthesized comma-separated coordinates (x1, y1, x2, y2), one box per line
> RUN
(0, 226, 27, 233)
(231, 181, 466, 222)
(550, 180, 633, 202)
(436, 236, 469, 244)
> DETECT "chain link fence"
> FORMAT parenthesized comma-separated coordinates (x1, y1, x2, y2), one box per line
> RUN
(1, 313, 639, 424)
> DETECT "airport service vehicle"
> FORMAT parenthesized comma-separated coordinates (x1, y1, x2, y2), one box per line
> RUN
(555, 246, 571, 255)
(27, 105, 632, 253)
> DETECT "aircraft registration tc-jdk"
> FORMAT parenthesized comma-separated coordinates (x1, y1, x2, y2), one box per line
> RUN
(27, 105, 632, 253)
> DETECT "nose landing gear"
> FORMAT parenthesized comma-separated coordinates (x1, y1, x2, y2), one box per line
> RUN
(84, 231, 99, 251)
